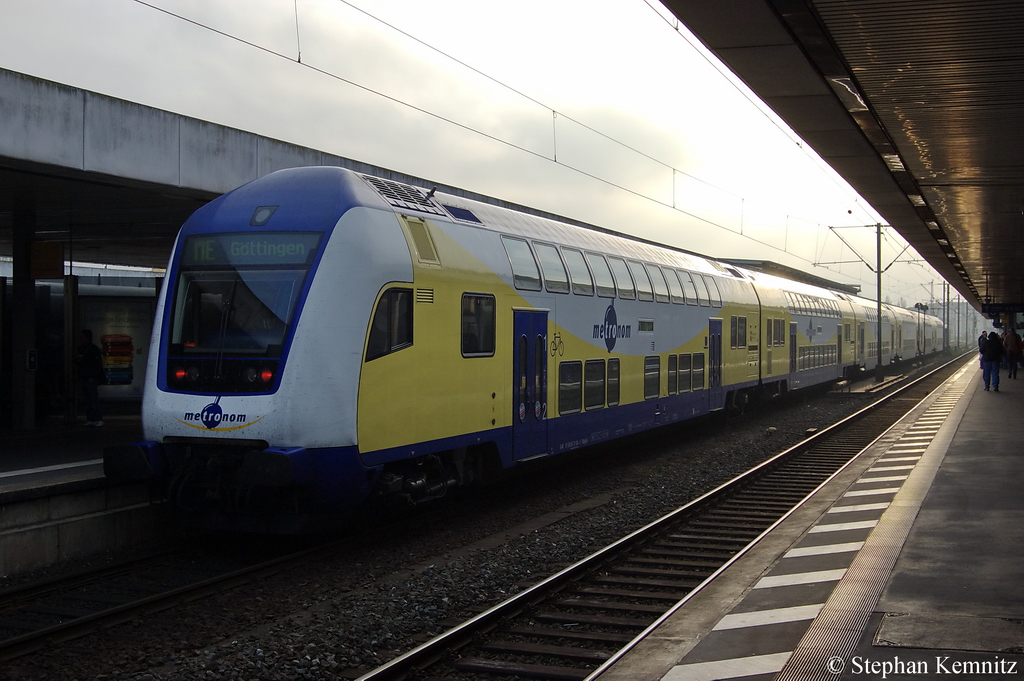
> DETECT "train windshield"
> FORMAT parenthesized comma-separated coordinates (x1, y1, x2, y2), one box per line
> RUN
(168, 232, 322, 358)
(165, 232, 323, 392)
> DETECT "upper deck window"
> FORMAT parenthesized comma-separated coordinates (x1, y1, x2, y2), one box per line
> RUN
(585, 252, 617, 298)
(534, 242, 570, 294)
(608, 257, 635, 300)
(628, 261, 654, 302)
(692, 273, 711, 306)
(501, 236, 542, 291)
(665, 267, 685, 304)
(646, 264, 671, 303)
(561, 248, 595, 296)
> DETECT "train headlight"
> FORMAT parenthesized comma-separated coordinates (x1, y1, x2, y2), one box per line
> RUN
(245, 367, 258, 383)
(260, 368, 274, 383)
(173, 367, 187, 382)
(187, 366, 200, 382)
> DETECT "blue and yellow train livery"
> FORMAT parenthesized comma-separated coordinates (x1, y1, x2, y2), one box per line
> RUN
(104, 166, 945, 532)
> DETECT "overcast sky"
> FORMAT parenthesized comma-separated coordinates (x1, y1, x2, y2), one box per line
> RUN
(0, 0, 952, 306)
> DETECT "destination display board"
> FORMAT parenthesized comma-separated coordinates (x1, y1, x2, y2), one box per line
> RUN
(181, 232, 322, 267)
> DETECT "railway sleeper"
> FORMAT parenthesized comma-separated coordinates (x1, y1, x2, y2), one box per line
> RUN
(664, 533, 750, 546)
(644, 545, 741, 560)
(670, 526, 763, 539)
(568, 586, 686, 602)
(766, 469, 837, 480)
(703, 508, 789, 520)
(501, 625, 634, 645)
(628, 555, 721, 570)
(453, 656, 591, 681)
(691, 515, 775, 528)
(476, 639, 613, 662)
(612, 565, 713, 579)
(552, 598, 669, 614)
(590, 574, 701, 589)
(532, 610, 653, 628)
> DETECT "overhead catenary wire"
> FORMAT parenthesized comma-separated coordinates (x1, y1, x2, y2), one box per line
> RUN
(126, 0, 938, 297)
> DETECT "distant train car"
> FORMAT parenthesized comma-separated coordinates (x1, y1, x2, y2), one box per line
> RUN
(104, 166, 946, 531)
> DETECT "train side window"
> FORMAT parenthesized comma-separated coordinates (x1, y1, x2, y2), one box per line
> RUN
(558, 361, 583, 415)
(585, 252, 617, 298)
(366, 287, 413, 362)
(775, 318, 785, 346)
(646, 264, 671, 303)
(665, 267, 685, 304)
(628, 261, 654, 302)
(644, 355, 660, 399)
(676, 270, 699, 305)
(678, 353, 692, 392)
(705, 277, 722, 307)
(501, 236, 542, 291)
(461, 294, 495, 357)
(607, 257, 636, 300)
(584, 359, 606, 410)
(691, 273, 711, 306)
(668, 354, 678, 395)
(766, 317, 774, 347)
(607, 357, 620, 405)
(562, 248, 595, 296)
(692, 352, 705, 390)
(534, 242, 570, 294)
(730, 316, 747, 348)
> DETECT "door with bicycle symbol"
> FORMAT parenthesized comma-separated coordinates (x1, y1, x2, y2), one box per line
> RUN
(512, 310, 548, 460)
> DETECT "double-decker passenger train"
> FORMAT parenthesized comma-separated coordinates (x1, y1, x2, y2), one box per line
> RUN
(104, 166, 945, 532)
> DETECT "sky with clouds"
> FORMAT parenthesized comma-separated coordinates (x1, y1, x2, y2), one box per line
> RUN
(0, 0, 956, 307)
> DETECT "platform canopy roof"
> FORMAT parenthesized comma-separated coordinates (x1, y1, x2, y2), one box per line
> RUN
(663, 0, 1024, 314)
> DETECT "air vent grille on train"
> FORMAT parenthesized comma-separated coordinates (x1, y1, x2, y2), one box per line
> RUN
(360, 175, 446, 216)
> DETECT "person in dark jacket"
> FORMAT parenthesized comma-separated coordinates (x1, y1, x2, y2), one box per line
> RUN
(77, 329, 104, 426)
(982, 331, 1004, 392)
(1004, 328, 1022, 379)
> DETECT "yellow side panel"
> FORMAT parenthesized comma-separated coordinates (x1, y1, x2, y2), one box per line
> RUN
(357, 221, 517, 454)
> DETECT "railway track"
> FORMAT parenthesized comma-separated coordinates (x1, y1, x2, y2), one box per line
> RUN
(358, 353, 973, 681)
(0, 538, 336, 662)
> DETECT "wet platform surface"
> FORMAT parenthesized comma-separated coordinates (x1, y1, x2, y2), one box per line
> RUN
(601, 358, 1024, 680)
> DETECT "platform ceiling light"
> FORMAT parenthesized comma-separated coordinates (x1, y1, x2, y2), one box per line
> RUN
(828, 76, 869, 112)
(937, 238, 949, 245)
(882, 154, 906, 172)
(908, 194, 926, 206)
(926, 221, 940, 231)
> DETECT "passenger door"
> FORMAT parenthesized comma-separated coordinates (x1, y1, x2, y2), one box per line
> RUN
(512, 310, 548, 460)
(708, 318, 723, 409)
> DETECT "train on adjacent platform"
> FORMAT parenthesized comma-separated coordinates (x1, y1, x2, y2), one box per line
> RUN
(104, 166, 945, 532)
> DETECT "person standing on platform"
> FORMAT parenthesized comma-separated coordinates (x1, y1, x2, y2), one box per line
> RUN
(982, 331, 1004, 392)
(1004, 327, 1022, 379)
(77, 329, 104, 426)
(979, 331, 988, 368)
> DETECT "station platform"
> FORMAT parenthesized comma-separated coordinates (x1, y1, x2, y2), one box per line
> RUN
(599, 357, 1024, 680)
(0, 407, 141, 499)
